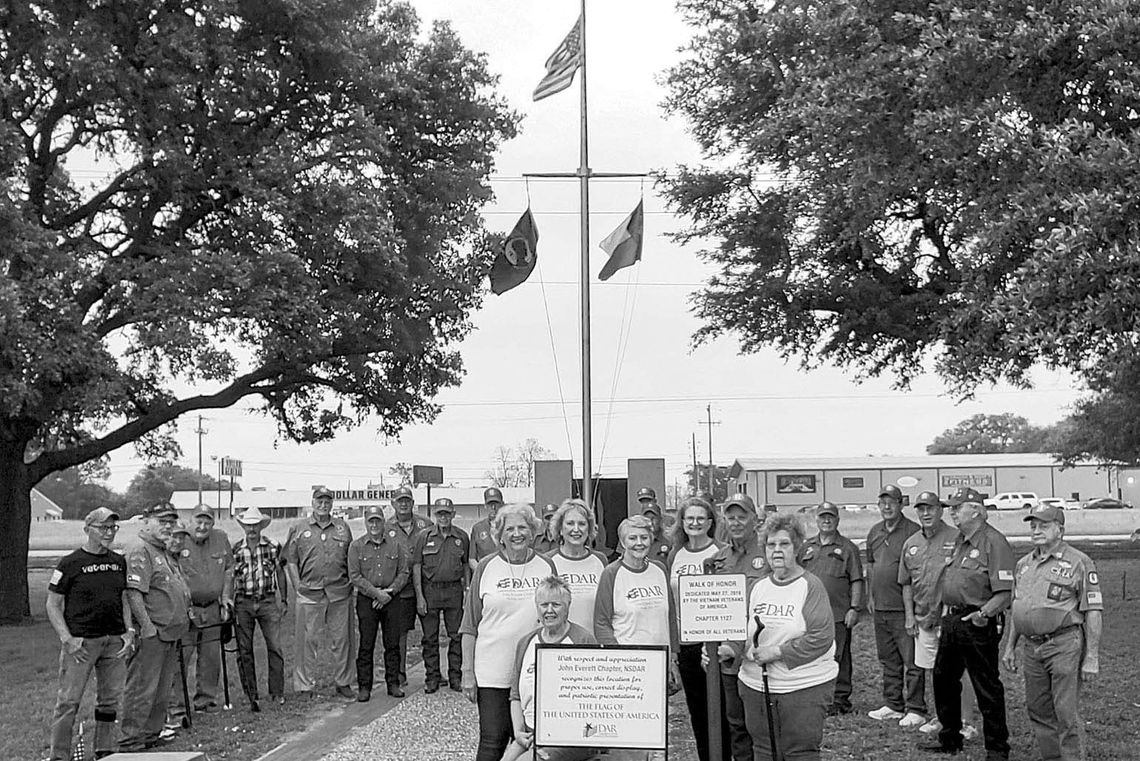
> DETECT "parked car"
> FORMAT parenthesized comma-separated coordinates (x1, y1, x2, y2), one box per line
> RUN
(1082, 497, 1133, 510)
(984, 492, 1039, 510)
(1039, 497, 1082, 510)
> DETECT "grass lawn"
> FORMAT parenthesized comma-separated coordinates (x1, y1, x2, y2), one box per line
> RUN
(2, 568, 420, 761)
(5, 550, 1138, 760)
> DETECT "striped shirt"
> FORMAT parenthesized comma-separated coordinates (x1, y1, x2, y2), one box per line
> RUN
(233, 536, 283, 599)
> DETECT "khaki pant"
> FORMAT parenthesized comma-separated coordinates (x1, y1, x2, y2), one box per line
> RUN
(1022, 628, 1085, 761)
(120, 636, 178, 751)
(293, 592, 354, 691)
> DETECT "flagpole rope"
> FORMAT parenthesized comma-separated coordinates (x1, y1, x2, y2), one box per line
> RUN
(535, 258, 576, 462)
(597, 256, 641, 467)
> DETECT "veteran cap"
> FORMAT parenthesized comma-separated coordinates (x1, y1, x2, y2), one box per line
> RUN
(1025, 503, 1065, 525)
(816, 501, 839, 517)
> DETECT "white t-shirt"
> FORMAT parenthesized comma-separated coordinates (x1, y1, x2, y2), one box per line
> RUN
(593, 559, 672, 647)
(668, 542, 723, 601)
(509, 623, 597, 727)
(459, 552, 556, 688)
(547, 549, 608, 632)
(738, 572, 837, 694)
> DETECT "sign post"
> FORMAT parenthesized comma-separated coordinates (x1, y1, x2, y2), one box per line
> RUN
(678, 573, 748, 761)
(220, 458, 243, 518)
(413, 465, 444, 517)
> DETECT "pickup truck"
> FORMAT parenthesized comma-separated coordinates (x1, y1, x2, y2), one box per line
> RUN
(984, 492, 1039, 510)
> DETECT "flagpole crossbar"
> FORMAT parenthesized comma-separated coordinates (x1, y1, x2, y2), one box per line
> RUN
(523, 171, 649, 179)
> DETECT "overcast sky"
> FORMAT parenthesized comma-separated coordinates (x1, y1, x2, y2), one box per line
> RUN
(99, 1, 1082, 493)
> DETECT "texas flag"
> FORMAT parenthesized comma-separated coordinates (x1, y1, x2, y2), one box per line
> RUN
(598, 201, 645, 281)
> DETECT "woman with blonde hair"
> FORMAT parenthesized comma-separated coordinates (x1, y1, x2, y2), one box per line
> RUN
(460, 503, 556, 761)
(544, 499, 608, 631)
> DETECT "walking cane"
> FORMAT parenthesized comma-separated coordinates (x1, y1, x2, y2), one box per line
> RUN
(219, 619, 233, 710)
(752, 615, 779, 761)
(177, 641, 193, 729)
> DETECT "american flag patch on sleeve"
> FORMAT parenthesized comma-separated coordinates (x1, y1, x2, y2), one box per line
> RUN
(997, 570, 1013, 581)
(49, 570, 62, 586)
(1088, 591, 1102, 605)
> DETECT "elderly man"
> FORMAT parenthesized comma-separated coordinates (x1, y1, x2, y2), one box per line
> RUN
(706, 493, 768, 761)
(231, 506, 287, 712)
(284, 486, 355, 699)
(900, 492, 979, 739)
(532, 504, 559, 554)
(1002, 504, 1102, 761)
(385, 485, 430, 688)
(799, 501, 864, 716)
(641, 500, 672, 565)
(414, 498, 471, 694)
(923, 487, 1015, 760)
(867, 484, 925, 726)
(46, 507, 134, 761)
(349, 504, 410, 701)
(167, 505, 233, 724)
(119, 503, 192, 752)
(470, 487, 503, 568)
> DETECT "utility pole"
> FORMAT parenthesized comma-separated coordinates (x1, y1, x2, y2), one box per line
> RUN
(699, 405, 721, 496)
(691, 433, 699, 496)
(194, 415, 207, 507)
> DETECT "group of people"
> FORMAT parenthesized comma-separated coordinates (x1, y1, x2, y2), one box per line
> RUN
(45, 481, 1104, 761)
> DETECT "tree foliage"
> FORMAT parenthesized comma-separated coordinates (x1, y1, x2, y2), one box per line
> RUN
(0, 0, 516, 622)
(926, 413, 1052, 455)
(485, 438, 555, 488)
(663, 0, 1140, 394)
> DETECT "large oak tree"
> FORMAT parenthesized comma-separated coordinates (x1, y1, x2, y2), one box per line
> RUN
(663, 1, 1140, 401)
(0, 0, 516, 622)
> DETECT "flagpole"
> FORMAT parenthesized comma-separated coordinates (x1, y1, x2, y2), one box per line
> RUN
(578, 0, 593, 514)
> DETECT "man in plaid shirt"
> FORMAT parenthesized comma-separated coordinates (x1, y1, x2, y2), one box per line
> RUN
(231, 506, 288, 712)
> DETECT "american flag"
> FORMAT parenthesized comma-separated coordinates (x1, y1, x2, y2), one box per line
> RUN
(72, 720, 85, 761)
(533, 16, 583, 101)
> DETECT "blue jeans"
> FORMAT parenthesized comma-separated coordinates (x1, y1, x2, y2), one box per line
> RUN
(874, 610, 926, 715)
(234, 596, 284, 701)
(49, 634, 126, 760)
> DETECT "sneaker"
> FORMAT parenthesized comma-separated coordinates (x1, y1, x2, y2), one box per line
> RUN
(919, 718, 943, 735)
(900, 712, 927, 728)
(335, 685, 356, 700)
(961, 725, 980, 741)
(158, 727, 178, 742)
(869, 706, 906, 721)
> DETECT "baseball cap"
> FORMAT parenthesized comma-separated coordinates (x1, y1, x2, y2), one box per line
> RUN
(914, 491, 942, 508)
(878, 485, 903, 501)
(816, 502, 839, 517)
(432, 497, 455, 513)
(483, 487, 504, 505)
(1025, 503, 1065, 525)
(171, 520, 192, 536)
(84, 507, 120, 527)
(312, 486, 333, 499)
(363, 504, 385, 521)
(723, 493, 757, 514)
(542, 503, 558, 518)
(144, 502, 178, 520)
(393, 486, 414, 502)
(640, 501, 661, 516)
(192, 504, 214, 519)
(945, 487, 985, 507)
(636, 487, 656, 502)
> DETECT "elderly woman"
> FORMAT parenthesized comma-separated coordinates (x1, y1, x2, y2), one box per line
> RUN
(666, 497, 724, 761)
(544, 499, 608, 631)
(738, 512, 836, 761)
(594, 516, 679, 686)
(460, 503, 556, 761)
(503, 576, 598, 761)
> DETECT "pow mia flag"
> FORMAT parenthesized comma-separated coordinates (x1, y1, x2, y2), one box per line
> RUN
(490, 207, 539, 295)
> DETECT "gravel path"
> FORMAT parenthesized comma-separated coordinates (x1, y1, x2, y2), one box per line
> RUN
(321, 689, 698, 761)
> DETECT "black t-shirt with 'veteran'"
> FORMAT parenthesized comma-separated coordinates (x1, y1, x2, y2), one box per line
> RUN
(49, 548, 128, 638)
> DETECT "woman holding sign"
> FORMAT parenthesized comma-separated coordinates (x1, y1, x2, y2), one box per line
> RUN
(503, 576, 598, 761)
(666, 497, 724, 761)
(460, 504, 556, 761)
(544, 499, 609, 631)
(738, 512, 836, 761)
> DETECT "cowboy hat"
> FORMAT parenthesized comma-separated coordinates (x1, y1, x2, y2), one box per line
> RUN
(236, 505, 272, 529)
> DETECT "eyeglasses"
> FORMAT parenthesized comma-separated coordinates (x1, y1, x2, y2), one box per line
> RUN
(683, 516, 709, 524)
(90, 524, 119, 533)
